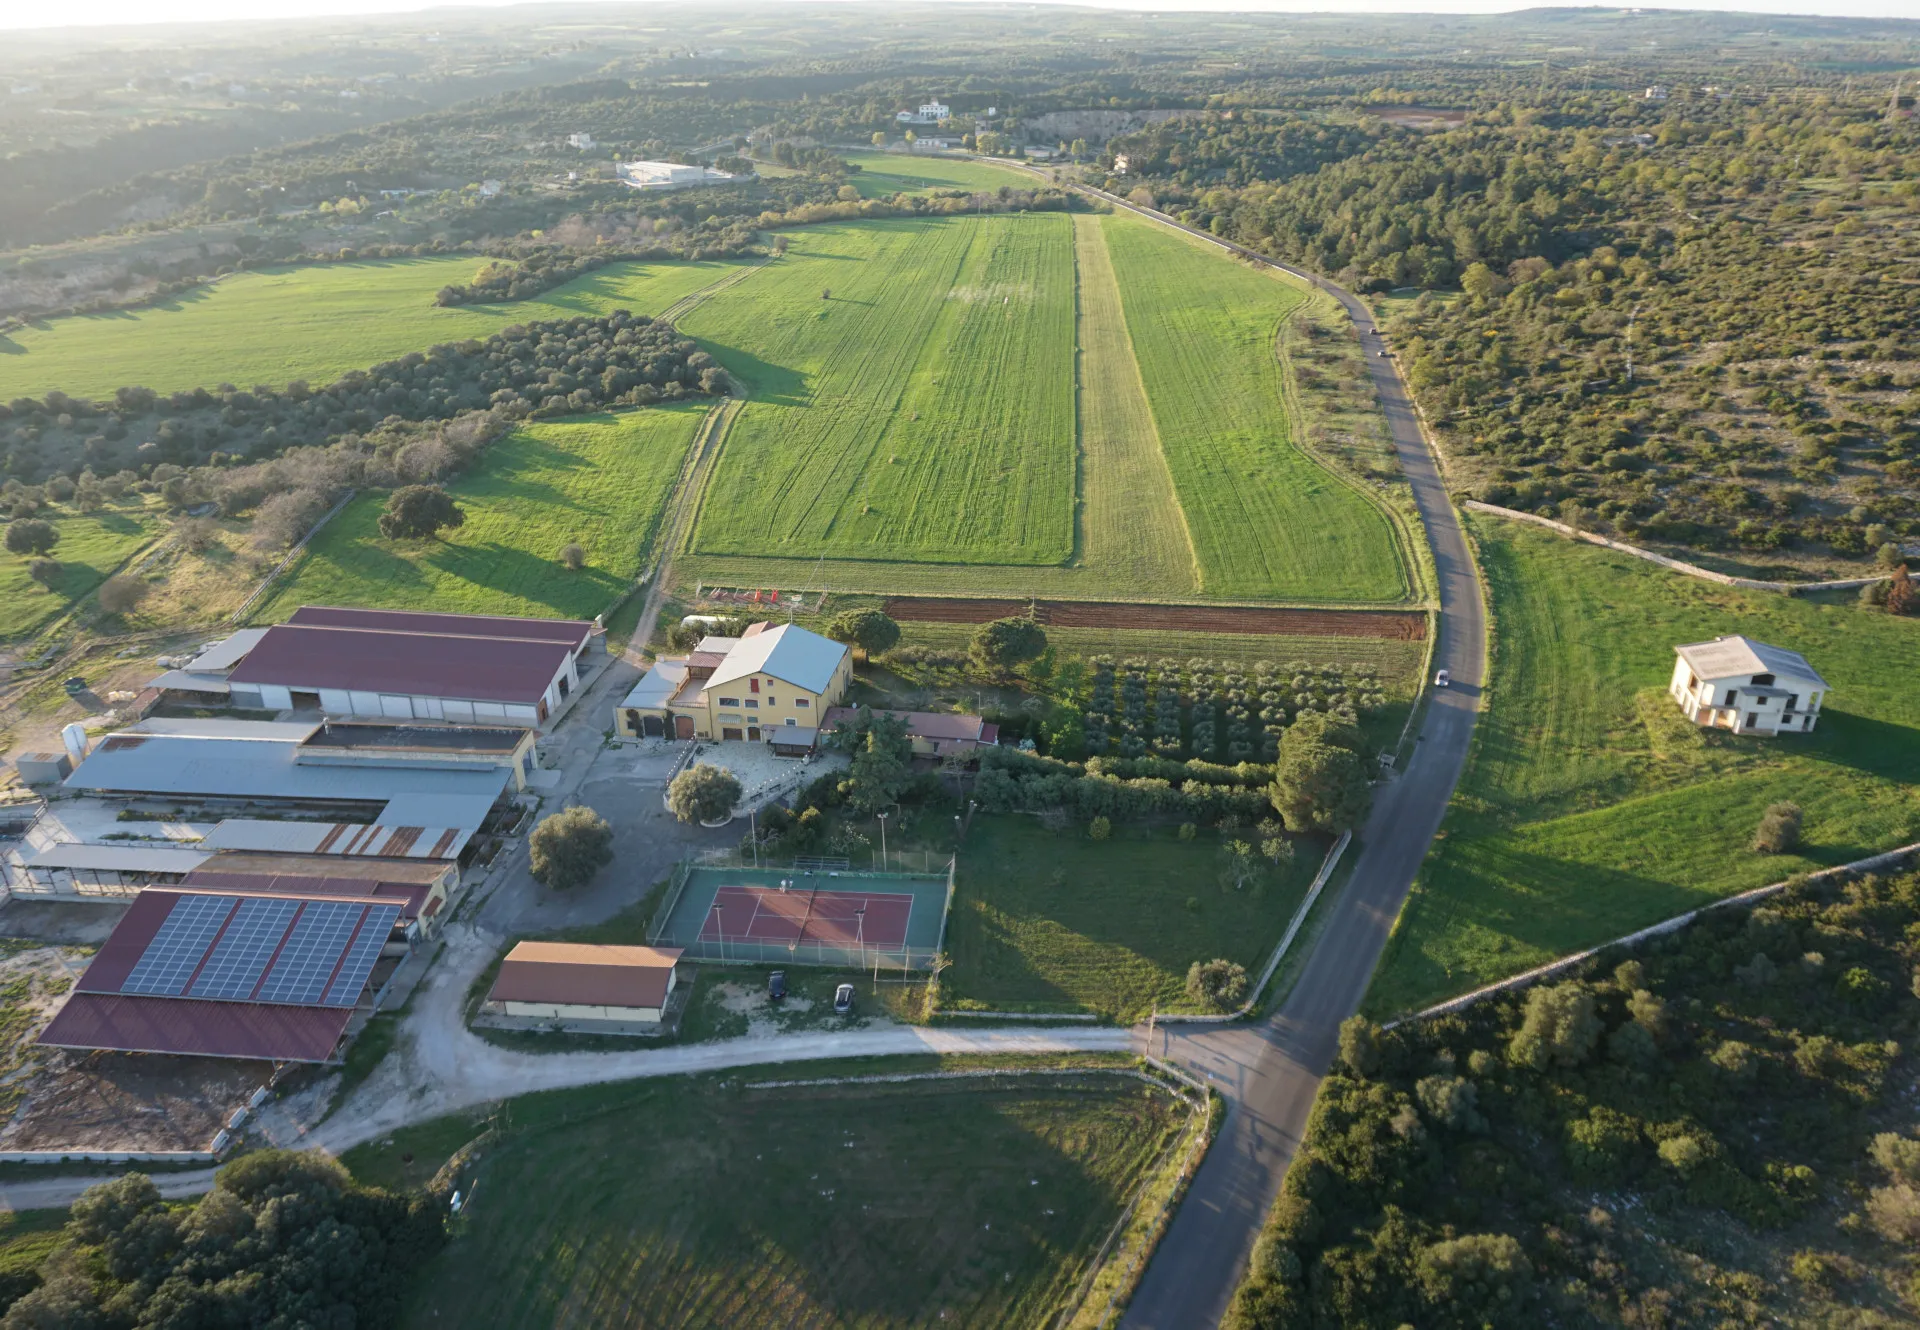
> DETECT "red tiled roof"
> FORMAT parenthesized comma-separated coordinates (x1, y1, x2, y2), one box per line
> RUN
(228, 623, 573, 704)
(288, 605, 592, 648)
(39, 992, 350, 1063)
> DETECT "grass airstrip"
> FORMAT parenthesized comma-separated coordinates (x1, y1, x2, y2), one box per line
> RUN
(1366, 515, 1920, 1017)
(343, 1064, 1182, 1330)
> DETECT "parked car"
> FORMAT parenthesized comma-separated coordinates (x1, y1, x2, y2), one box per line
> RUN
(834, 983, 855, 1015)
(1375, 348, 1388, 357)
(62, 677, 87, 696)
(1434, 669, 1451, 688)
(767, 970, 787, 1003)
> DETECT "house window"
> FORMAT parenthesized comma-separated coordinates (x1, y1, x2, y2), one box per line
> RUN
(1724, 688, 1739, 707)
(1785, 694, 1799, 712)
(718, 697, 740, 707)
(1751, 674, 1774, 687)
(745, 699, 759, 709)
(795, 698, 810, 708)
(785, 717, 797, 726)
(1746, 713, 1759, 729)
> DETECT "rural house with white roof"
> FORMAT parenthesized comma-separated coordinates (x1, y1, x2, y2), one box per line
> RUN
(1669, 635, 1829, 736)
(616, 622, 852, 747)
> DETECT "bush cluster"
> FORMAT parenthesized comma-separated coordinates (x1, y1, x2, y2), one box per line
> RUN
(1082, 656, 1384, 764)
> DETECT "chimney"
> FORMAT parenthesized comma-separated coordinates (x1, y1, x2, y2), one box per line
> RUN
(60, 722, 90, 765)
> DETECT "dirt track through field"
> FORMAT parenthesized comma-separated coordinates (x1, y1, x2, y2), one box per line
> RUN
(882, 596, 1425, 639)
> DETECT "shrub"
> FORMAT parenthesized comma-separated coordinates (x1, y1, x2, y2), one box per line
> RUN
(1658, 1133, 1711, 1177)
(1871, 1133, 1920, 1185)
(969, 616, 1047, 675)
(1565, 1106, 1642, 1182)
(1413, 1232, 1531, 1314)
(1186, 958, 1249, 1011)
(1415, 1074, 1485, 1132)
(1178, 822, 1197, 840)
(1089, 816, 1111, 840)
(96, 573, 148, 615)
(559, 542, 586, 570)
(1752, 801, 1803, 853)
(1338, 1015, 1381, 1076)
(26, 556, 60, 588)
(528, 805, 614, 889)
(1508, 982, 1601, 1070)
(1709, 1039, 1758, 1081)
(668, 763, 741, 824)
(4, 518, 57, 556)
(380, 484, 465, 540)
(1867, 1184, 1920, 1243)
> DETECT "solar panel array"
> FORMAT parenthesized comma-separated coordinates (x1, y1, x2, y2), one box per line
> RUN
(116, 893, 402, 1009)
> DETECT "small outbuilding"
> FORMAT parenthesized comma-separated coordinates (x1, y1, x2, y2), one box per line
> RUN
(1670, 635, 1828, 735)
(482, 942, 683, 1029)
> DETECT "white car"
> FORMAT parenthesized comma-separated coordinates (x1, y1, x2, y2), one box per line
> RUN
(1434, 669, 1451, 688)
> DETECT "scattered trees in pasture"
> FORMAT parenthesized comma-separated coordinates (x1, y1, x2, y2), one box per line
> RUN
(379, 484, 465, 540)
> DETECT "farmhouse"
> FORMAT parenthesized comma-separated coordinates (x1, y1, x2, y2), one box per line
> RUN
(481, 941, 684, 1030)
(896, 99, 951, 124)
(822, 707, 996, 757)
(1669, 635, 1828, 735)
(616, 622, 851, 743)
(160, 606, 600, 727)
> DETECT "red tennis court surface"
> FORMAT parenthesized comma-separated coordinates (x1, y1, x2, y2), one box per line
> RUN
(699, 885, 914, 950)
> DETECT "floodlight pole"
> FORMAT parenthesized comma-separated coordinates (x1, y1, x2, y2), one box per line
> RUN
(714, 905, 725, 964)
(876, 811, 889, 871)
(750, 807, 759, 869)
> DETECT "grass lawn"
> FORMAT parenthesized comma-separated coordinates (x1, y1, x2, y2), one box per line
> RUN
(839, 149, 1038, 197)
(945, 816, 1317, 1020)
(0, 500, 161, 639)
(344, 1067, 1180, 1330)
(0, 256, 750, 402)
(1366, 515, 1920, 1017)
(684, 214, 1077, 566)
(1101, 213, 1409, 604)
(256, 404, 708, 622)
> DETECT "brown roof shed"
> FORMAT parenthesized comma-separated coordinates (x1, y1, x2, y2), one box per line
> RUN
(488, 942, 682, 1010)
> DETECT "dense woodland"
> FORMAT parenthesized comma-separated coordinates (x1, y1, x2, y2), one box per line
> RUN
(1229, 866, 1920, 1328)
(1105, 94, 1920, 563)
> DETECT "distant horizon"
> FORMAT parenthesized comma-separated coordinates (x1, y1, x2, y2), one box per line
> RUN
(2, 0, 1915, 36)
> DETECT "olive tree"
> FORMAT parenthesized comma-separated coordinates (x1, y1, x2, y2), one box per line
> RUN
(529, 805, 615, 890)
(668, 763, 742, 824)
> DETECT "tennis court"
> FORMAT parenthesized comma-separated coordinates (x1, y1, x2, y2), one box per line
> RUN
(652, 864, 952, 970)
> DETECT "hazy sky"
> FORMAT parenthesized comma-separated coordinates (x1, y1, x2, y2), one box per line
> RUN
(2, 0, 1914, 32)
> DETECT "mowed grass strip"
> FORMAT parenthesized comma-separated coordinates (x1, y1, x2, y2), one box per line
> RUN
(0, 501, 160, 638)
(0, 256, 749, 401)
(1071, 213, 1199, 595)
(946, 816, 1315, 1020)
(257, 405, 708, 622)
(365, 1072, 1179, 1330)
(839, 149, 1040, 198)
(1366, 517, 1920, 1017)
(684, 215, 1075, 565)
(1101, 213, 1409, 604)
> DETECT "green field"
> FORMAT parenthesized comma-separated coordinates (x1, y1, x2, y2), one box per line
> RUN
(0, 501, 161, 638)
(1100, 214, 1408, 603)
(343, 1067, 1180, 1329)
(840, 150, 1039, 197)
(684, 215, 1077, 566)
(256, 405, 708, 622)
(945, 816, 1317, 1019)
(1367, 516, 1920, 1016)
(0, 256, 749, 401)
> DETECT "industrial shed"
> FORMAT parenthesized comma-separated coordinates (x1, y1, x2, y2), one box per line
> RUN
(482, 942, 683, 1030)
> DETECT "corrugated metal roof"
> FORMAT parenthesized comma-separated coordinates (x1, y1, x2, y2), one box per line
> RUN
(288, 605, 593, 648)
(706, 624, 848, 695)
(131, 718, 319, 741)
(376, 791, 498, 829)
(488, 942, 681, 1010)
(229, 624, 573, 705)
(620, 659, 690, 710)
(202, 819, 471, 860)
(38, 992, 351, 1063)
(16, 843, 212, 874)
(185, 627, 271, 673)
(148, 670, 232, 695)
(65, 734, 509, 804)
(183, 869, 431, 922)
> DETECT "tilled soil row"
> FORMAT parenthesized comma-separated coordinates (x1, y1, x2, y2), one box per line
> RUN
(881, 597, 1426, 639)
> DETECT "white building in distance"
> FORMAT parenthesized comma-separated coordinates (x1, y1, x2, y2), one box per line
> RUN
(1669, 635, 1828, 736)
(567, 132, 596, 150)
(617, 160, 735, 190)
(897, 99, 951, 124)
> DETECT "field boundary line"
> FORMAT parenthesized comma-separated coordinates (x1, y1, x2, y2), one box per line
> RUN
(1158, 830, 1352, 1025)
(1463, 501, 1890, 594)
(1383, 839, 1920, 1029)
(233, 488, 357, 625)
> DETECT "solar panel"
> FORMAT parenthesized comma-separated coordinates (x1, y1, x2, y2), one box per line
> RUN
(253, 900, 369, 1006)
(188, 897, 304, 1000)
(322, 904, 402, 1007)
(122, 895, 238, 996)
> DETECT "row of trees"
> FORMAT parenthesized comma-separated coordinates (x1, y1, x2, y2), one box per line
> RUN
(1229, 865, 1920, 1328)
(1, 310, 722, 488)
(1082, 656, 1385, 763)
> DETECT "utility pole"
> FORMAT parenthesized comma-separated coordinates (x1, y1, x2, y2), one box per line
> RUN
(1626, 303, 1641, 386)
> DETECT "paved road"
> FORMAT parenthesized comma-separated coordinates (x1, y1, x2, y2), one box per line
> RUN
(1078, 192, 1488, 1328)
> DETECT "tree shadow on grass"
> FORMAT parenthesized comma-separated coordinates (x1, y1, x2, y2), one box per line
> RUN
(691, 340, 808, 406)
(423, 539, 622, 617)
